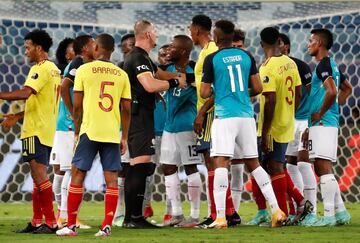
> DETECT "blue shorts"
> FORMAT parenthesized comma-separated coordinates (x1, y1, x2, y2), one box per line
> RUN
(196, 111, 214, 153)
(72, 134, 121, 171)
(257, 137, 288, 164)
(22, 136, 51, 165)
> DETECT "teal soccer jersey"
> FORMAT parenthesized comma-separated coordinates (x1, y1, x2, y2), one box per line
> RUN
(202, 47, 258, 119)
(162, 62, 197, 133)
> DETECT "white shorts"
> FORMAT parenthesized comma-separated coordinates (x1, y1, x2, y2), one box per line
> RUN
(50, 131, 74, 171)
(120, 131, 130, 163)
(309, 126, 338, 162)
(160, 131, 202, 166)
(152, 135, 162, 164)
(210, 117, 258, 159)
(285, 119, 308, 157)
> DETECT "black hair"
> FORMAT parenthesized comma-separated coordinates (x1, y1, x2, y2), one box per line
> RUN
(311, 28, 333, 50)
(121, 33, 135, 43)
(192, 15, 212, 32)
(159, 44, 170, 50)
(97, 33, 115, 52)
(73, 35, 92, 55)
(215, 20, 235, 35)
(55, 37, 74, 66)
(24, 29, 53, 52)
(260, 27, 280, 45)
(233, 29, 245, 42)
(279, 33, 291, 53)
(173, 34, 193, 52)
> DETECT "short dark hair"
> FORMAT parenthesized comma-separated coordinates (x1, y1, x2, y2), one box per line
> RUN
(97, 33, 115, 52)
(24, 29, 53, 52)
(260, 27, 280, 45)
(56, 37, 74, 66)
(73, 35, 92, 55)
(159, 44, 170, 50)
(215, 20, 235, 35)
(311, 28, 333, 50)
(192, 15, 212, 32)
(121, 33, 135, 43)
(173, 34, 193, 52)
(233, 29, 245, 42)
(279, 33, 291, 53)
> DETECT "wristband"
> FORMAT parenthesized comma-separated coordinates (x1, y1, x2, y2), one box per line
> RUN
(168, 78, 180, 88)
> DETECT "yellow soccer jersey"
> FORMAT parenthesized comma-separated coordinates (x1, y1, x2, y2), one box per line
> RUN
(74, 60, 131, 143)
(257, 55, 301, 143)
(21, 60, 61, 147)
(195, 41, 218, 112)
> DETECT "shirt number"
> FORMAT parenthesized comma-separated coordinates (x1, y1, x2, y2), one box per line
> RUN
(98, 81, 114, 112)
(285, 76, 294, 105)
(227, 64, 244, 92)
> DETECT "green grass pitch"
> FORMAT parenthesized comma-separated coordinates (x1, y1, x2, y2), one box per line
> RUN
(0, 202, 359, 242)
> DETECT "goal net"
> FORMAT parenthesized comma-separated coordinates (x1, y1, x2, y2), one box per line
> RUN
(0, 1, 359, 203)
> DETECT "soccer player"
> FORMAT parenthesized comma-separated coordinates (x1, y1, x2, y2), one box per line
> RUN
(0, 29, 61, 233)
(118, 33, 135, 68)
(55, 33, 131, 237)
(232, 28, 245, 49)
(250, 27, 312, 225)
(190, 14, 240, 228)
(51, 35, 95, 229)
(122, 20, 187, 228)
(158, 44, 171, 65)
(304, 28, 352, 226)
(201, 20, 286, 229)
(160, 35, 202, 227)
(278, 33, 318, 224)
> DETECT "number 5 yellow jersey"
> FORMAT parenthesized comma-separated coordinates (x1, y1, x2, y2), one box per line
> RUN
(74, 60, 131, 143)
(257, 55, 301, 143)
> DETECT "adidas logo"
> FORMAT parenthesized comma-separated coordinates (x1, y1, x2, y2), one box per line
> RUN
(22, 151, 28, 156)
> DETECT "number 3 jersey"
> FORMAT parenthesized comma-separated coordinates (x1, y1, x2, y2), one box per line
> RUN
(74, 60, 131, 143)
(161, 62, 197, 133)
(257, 55, 301, 143)
(202, 47, 258, 119)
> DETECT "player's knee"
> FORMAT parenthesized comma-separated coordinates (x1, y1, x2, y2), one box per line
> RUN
(184, 164, 198, 175)
(286, 156, 297, 165)
(162, 164, 177, 176)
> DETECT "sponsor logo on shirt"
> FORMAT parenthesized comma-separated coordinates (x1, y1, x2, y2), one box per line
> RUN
(31, 73, 39, 80)
(136, 65, 150, 71)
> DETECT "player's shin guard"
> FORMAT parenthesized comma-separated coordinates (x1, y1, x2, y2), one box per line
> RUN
(207, 170, 217, 219)
(32, 184, 43, 226)
(251, 167, 279, 214)
(102, 187, 119, 228)
(214, 168, 228, 218)
(60, 170, 71, 218)
(187, 172, 201, 219)
(271, 173, 288, 216)
(230, 164, 244, 212)
(298, 162, 317, 213)
(53, 174, 64, 212)
(38, 180, 57, 227)
(165, 172, 182, 216)
(320, 174, 337, 217)
(67, 184, 84, 227)
(115, 177, 125, 218)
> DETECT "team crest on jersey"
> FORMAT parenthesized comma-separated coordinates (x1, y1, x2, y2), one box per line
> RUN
(263, 75, 270, 83)
(69, 68, 77, 76)
(31, 73, 39, 80)
(321, 71, 329, 78)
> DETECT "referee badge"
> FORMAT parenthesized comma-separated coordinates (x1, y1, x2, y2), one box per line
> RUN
(31, 73, 39, 80)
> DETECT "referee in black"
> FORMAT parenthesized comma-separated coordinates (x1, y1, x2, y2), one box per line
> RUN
(122, 19, 187, 228)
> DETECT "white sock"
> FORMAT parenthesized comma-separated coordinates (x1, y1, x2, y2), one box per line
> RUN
(334, 181, 346, 213)
(165, 197, 172, 215)
(115, 177, 125, 218)
(143, 174, 154, 208)
(60, 170, 71, 218)
(187, 172, 201, 219)
(165, 173, 183, 216)
(286, 163, 304, 193)
(53, 174, 64, 210)
(320, 174, 337, 217)
(230, 164, 244, 212)
(298, 162, 317, 213)
(205, 172, 212, 217)
(251, 166, 279, 214)
(214, 168, 228, 218)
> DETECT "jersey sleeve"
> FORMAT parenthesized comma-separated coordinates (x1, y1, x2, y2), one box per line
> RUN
(65, 58, 84, 82)
(315, 57, 333, 82)
(201, 54, 214, 84)
(73, 66, 85, 92)
(261, 66, 276, 92)
(293, 66, 302, 87)
(24, 66, 49, 93)
(249, 54, 258, 75)
(121, 72, 132, 100)
(297, 59, 312, 86)
(133, 53, 155, 77)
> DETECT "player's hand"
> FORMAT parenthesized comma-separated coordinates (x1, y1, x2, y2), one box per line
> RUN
(177, 73, 187, 89)
(261, 133, 270, 154)
(301, 128, 309, 150)
(194, 114, 204, 136)
(0, 114, 19, 132)
(311, 112, 322, 125)
(73, 134, 79, 152)
(120, 138, 127, 155)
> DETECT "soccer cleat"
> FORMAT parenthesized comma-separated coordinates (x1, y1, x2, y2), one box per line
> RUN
(94, 225, 111, 237)
(299, 213, 317, 226)
(208, 217, 228, 229)
(15, 222, 40, 233)
(226, 212, 241, 227)
(33, 224, 58, 234)
(76, 218, 91, 229)
(113, 215, 125, 227)
(284, 214, 296, 226)
(247, 209, 271, 226)
(271, 209, 287, 228)
(144, 205, 154, 219)
(335, 211, 351, 225)
(164, 214, 185, 227)
(174, 217, 200, 228)
(196, 217, 214, 229)
(163, 214, 172, 226)
(57, 217, 67, 229)
(311, 216, 336, 227)
(293, 200, 314, 224)
(56, 226, 78, 236)
(123, 217, 160, 229)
